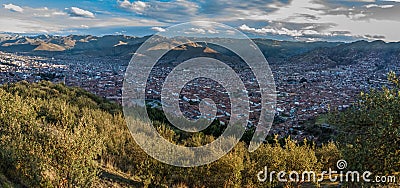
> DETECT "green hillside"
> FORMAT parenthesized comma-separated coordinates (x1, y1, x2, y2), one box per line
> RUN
(0, 80, 398, 187)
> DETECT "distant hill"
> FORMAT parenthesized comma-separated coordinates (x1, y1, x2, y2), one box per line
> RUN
(287, 40, 400, 70)
(0, 34, 147, 59)
(34, 42, 66, 51)
(0, 34, 341, 62)
(1, 34, 399, 66)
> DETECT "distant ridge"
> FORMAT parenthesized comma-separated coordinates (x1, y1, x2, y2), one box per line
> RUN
(0, 34, 398, 66)
(34, 43, 66, 51)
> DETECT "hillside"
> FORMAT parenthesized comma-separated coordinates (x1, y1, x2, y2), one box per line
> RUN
(287, 40, 400, 70)
(0, 81, 398, 187)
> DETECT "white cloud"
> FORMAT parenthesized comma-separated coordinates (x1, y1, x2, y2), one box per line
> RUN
(350, 13, 367, 19)
(239, 24, 277, 35)
(31, 7, 61, 18)
(118, 0, 147, 13)
(182, 27, 220, 35)
(364, 4, 379, 8)
(238, 22, 356, 40)
(207, 29, 219, 34)
(26, 6, 68, 18)
(364, 4, 394, 8)
(339, 0, 376, 2)
(52, 11, 67, 16)
(90, 17, 163, 28)
(0, 18, 58, 33)
(354, 0, 376, 2)
(68, 7, 95, 18)
(3, 3, 23, 13)
(151, 26, 166, 32)
(184, 28, 206, 34)
(33, 13, 51, 17)
(239, 24, 322, 37)
(233, 0, 400, 41)
(0, 4, 163, 34)
(225, 30, 236, 35)
(118, 0, 199, 22)
(379, 4, 394, 8)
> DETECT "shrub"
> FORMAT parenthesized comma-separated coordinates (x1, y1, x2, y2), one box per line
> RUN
(0, 83, 103, 187)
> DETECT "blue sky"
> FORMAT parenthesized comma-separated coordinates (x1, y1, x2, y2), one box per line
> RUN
(1, 0, 400, 42)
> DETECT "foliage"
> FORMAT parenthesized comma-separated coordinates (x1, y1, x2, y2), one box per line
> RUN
(244, 136, 321, 187)
(0, 79, 398, 187)
(315, 142, 342, 170)
(0, 82, 104, 187)
(329, 71, 400, 186)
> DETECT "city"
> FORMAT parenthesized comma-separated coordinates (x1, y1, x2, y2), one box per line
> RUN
(1, 39, 396, 143)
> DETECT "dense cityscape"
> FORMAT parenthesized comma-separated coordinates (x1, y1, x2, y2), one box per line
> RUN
(1, 41, 397, 142)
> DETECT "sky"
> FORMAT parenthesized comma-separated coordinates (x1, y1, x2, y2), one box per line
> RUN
(1, 0, 400, 42)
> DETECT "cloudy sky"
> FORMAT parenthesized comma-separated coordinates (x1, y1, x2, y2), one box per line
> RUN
(1, 0, 399, 42)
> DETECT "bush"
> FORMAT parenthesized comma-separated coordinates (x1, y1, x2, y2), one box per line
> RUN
(0, 81, 351, 187)
(329, 72, 400, 186)
(0, 82, 103, 187)
(315, 142, 342, 170)
(245, 136, 321, 187)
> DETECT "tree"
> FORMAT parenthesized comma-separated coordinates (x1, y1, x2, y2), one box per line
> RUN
(329, 72, 400, 186)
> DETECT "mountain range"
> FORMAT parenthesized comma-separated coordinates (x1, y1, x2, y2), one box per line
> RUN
(0, 34, 399, 66)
